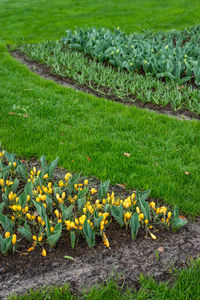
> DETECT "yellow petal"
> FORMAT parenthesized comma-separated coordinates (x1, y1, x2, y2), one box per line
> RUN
(150, 232, 157, 240)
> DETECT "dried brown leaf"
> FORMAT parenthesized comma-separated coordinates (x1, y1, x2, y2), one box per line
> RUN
(116, 183, 126, 189)
(157, 246, 164, 253)
(124, 152, 131, 157)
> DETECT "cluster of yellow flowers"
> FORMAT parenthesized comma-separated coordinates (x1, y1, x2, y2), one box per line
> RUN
(0, 149, 184, 258)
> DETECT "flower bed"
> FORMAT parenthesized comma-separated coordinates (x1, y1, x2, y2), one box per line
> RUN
(62, 26, 200, 86)
(0, 147, 187, 257)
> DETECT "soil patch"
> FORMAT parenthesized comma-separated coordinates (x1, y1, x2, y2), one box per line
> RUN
(0, 159, 200, 299)
(11, 50, 200, 121)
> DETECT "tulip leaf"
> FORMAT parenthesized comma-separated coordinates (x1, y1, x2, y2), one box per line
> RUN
(171, 217, 187, 232)
(83, 220, 95, 248)
(61, 204, 73, 220)
(70, 231, 76, 249)
(47, 222, 62, 247)
(130, 213, 140, 239)
(18, 223, 32, 241)
(111, 204, 124, 227)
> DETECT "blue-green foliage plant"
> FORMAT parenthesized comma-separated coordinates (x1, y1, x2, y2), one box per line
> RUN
(62, 26, 200, 86)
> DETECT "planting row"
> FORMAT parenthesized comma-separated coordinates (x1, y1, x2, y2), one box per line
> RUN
(18, 42, 200, 115)
(62, 26, 200, 86)
(0, 148, 187, 256)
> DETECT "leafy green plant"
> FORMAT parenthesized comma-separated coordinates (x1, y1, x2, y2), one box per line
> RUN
(19, 40, 200, 115)
(61, 26, 200, 87)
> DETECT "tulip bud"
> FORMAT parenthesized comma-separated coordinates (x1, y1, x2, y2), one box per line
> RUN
(5, 232, 10, 238)
(42, 248, 46, 257)
(12, 234, 17, 245)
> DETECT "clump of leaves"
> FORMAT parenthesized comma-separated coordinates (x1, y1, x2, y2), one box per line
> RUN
(0, 146, 187, 256)
(61, 25, 200, 86)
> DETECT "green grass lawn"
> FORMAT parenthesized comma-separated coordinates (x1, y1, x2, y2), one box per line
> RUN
(1, 0, 200, 298)
(1, 44, 200, 215)
(1, 0, 200, 43)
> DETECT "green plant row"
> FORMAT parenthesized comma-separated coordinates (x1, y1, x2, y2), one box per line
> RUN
(0, 148, 187, 256)
(19, 42, 200, 115)
(61, 26, 200, 86)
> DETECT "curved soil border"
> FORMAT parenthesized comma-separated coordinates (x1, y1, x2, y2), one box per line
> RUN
(11, 51, 200, 121)
(0, 159, 200, 299)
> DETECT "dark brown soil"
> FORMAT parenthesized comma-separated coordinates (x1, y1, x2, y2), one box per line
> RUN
(0, 160, 200, 299)
(10, 51, 200, 121)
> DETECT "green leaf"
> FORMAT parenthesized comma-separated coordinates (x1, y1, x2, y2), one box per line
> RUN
(5, 236, 13, 253)
(0, 236, 12, 254)
(11, 177, 19, 193)
(47, 222, 62, 247)
(171, 217, 187, 232)
(45, 215, 51, 238)
(98, 180, 110, 200)
(2, 194, 9, 206)
(33, 200, 46, 218)
(18, 225, 32, 241)
(111, 204, 124, 227)
(19, 192, 27, 208)
(94, 211, 103, 228)
(4, 151, 15, 163)
(0, 235, 6, 253)
(48, 156, 59, 178)
(64, 255, 74, 260)
(53, 187, 61, 198)
(16, 164, 27, 179)
(61, 204, 73, 221)
(139, 189, 151, 202)
(40, 155, 46, 171)
(130, 213, 140, 239)
(46, 196, 53, 213)
(83, 220, 95, 248)
(104, 203, 111, 213)
(0, 203, 5, 214)
(1, 165, 12, 181)
(143, 201, 151, 221)
(34, 176, 42, 188)
(67, 174, 80, 194)
(24, 181, 33, 198)
(0, 214, 13, 233)
(70, 231, 76, 249)
(137, 189, 151, 220)
(77, 187, 88, 210)
(173, 205, 179, 218)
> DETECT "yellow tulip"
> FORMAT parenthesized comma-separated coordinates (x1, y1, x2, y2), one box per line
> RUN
(5, 232, 10, 238)
(167, 211, 172, 219)
(12, 234, 17, 245)
(84, 179, 88, 186)
(150, 232, 157, 240)
(54, 209, 59, 218)
(42, 248, 47, 257)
